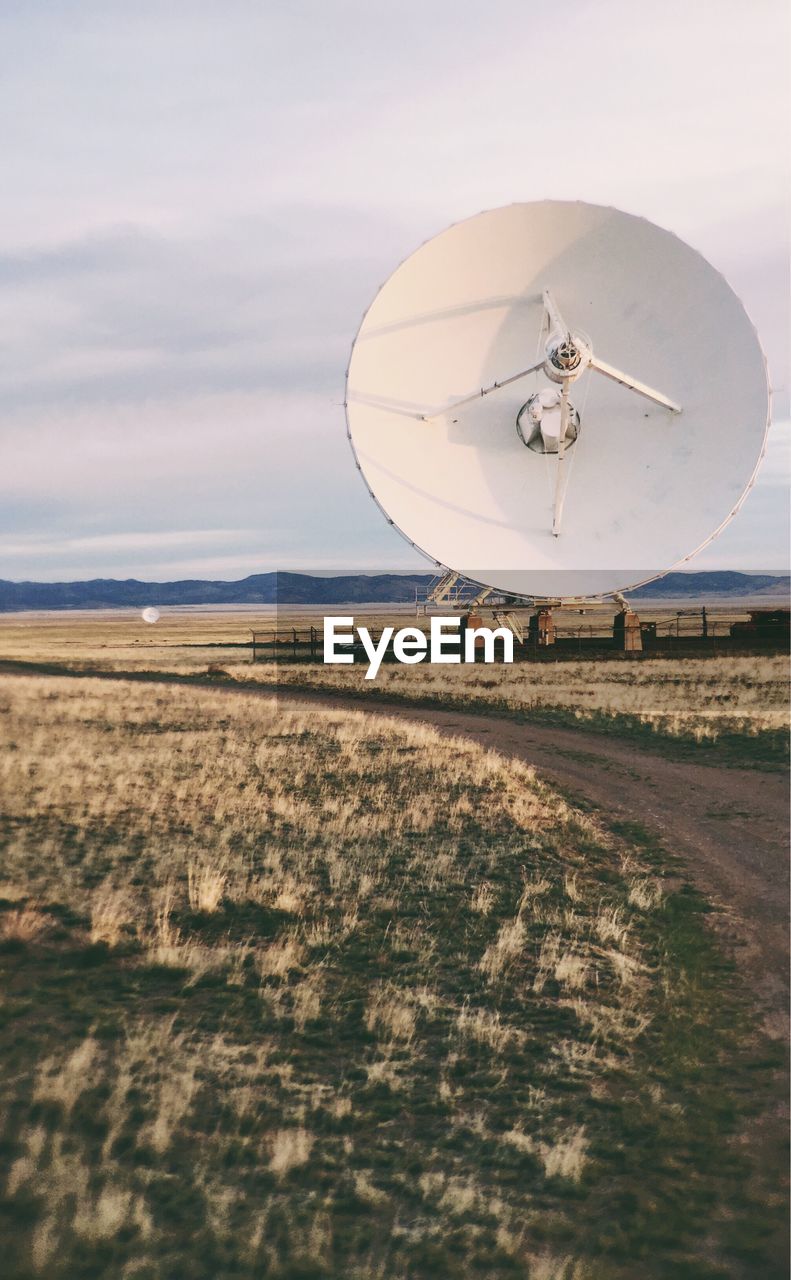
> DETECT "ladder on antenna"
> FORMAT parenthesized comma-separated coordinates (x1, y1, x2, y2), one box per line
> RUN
(492, 610, 524, 644)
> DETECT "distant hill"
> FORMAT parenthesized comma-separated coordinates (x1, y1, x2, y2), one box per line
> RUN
(0, 572, 433, 611)
(630, 572, 789, 600)
(0, 570, 788, 611)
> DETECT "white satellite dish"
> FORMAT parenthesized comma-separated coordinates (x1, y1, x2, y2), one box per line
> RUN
(345, 202, 770, 599)
(141, 607, 160, 624)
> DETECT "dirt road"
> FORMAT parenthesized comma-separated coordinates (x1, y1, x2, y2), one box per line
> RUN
(274, 686, 789, 1025)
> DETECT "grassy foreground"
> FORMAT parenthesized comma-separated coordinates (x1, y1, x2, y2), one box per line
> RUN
(0, 676, 784, 1278)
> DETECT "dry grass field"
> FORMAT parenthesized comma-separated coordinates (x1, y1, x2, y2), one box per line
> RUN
(0, 609, 257, 672)
(0, 675, 784, 1278)
(0, 610, 787, 759)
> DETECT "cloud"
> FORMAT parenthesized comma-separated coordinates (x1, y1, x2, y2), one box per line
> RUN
(0, 528, 256, 557)
(0, 0, 787, 580)
(0, 211, 418, 413)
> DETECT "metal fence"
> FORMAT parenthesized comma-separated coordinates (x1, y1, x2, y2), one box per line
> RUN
(250, 609, 789, 664)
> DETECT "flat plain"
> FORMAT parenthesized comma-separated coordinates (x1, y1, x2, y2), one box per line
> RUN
(1, 607, 787, 755)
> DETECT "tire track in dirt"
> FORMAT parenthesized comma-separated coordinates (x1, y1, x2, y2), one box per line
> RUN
(272, 685, 789, 1023)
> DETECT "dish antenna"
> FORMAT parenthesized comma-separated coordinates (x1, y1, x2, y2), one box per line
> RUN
(345, 202, 769, 600)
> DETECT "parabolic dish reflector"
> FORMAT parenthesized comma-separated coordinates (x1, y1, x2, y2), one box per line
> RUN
(345, 202, 770, 598)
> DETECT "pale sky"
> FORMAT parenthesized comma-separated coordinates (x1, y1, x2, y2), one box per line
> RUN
(1, 0, 788, 581)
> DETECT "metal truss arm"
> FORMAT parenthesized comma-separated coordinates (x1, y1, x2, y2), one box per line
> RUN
(418, 360, 544, 422)
(589, 356, 681, 414)
(542, 287, 570, 338)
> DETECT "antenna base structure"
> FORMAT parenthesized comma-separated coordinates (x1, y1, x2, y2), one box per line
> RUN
(446, 580, 645, 654)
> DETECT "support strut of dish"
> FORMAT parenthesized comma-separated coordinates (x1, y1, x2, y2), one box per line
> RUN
(415, 571, 643, 651)
(418, 288, 682, 538)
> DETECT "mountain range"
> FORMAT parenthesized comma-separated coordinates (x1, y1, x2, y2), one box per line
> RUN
(0, 571, 788, 611)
